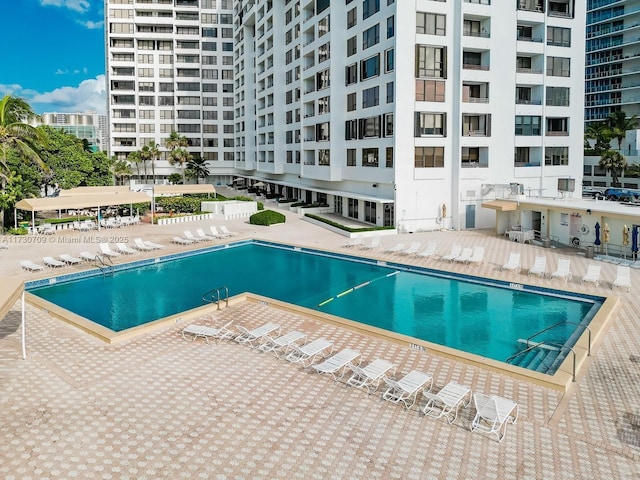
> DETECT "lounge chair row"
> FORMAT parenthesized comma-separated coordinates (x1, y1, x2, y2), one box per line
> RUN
(502, 253, 631, 290)
(439, 244, 485, 265)
(181, 319, 519, 442)
(98, 239, 164, 258)
(172, 226, 237, 245)
(343, 238, 440, 260)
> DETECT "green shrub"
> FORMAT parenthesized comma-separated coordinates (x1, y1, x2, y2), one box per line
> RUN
(250, 210, 286, 226)
(304, 213, 395, 233)
(257, 201, 264, 211)
(291, 202, 308, 208)
(8, 227, 28, 235)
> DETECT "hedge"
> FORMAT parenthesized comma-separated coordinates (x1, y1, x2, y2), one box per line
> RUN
(250, 210, 286, 226)
(304, 214, 396, 233)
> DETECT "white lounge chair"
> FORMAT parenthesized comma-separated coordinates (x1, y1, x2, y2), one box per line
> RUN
(501, 252, 521, 273)
(133, 238, 154, 251)
(417, 242, 437, 259)
(360, 237, 381, 250)
(79, 251, 98, 262)
(612, 264, 631, 291)
(20, 260, 44, 272)
(470, 392, 519, 443)
(441, 244, 462, 262)
(528, 255, 547, 277)
(172, 236, 194, 245)
(59, 253, 82, 265)
(219, 225, 237, 237)
(39, 224, 55, 235)
(385, 243, 406, 254)
(382, 370, 433, 409)
(116, 243, 137, 255)
(196, 228, 215, 241)
(234, 323, 281, 347)
(467, 246, 485, 266)
(551, 258, 572, 282)
(100, 243, 121, 257)
(183, 230, 204, 243)
(285, 337, 334, 367)
(580, 264, 601, 287)
(257, 330, 308, 357)
(346, 359, 396, 393)
(210, 226, 230, 238)
(312, 349, 362, 381)
(453, 247, 474, 264)
(143, 240, 165, 249)
(422, 381, 472, 424)
(343, 238, 364, 248)
(400, 241, 421, 255)
(181, 320, 236, 344)
(43, 256, 65, 268)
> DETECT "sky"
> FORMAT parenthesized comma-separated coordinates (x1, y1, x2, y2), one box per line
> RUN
(0, 0, 107, 115)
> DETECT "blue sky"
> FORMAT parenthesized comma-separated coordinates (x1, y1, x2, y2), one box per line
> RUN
(0, 0, 107, 114)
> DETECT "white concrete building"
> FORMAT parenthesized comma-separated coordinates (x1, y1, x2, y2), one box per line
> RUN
(106, 0, 586, 230)
(34, 111, 108, 152)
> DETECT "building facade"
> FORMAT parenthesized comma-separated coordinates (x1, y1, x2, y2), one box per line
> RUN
(585, 0, 640, 124)
(106, 0, 586, 230)
(34, 112, 108, 152)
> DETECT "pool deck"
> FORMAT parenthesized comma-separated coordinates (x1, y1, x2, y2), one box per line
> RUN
(1, 197, 640, 479)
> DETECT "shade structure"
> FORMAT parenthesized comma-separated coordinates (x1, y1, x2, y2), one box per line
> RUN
(153, 184, 215, 196)
(623, 225, 630, 246)
(480, 200, 518, 212)
(633, 226, 639, 253)
(594, 222, 601, 246)
(15, 192, 151, 211)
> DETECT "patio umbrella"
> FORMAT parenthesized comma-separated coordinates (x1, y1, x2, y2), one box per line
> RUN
(442, 203, 447, 219)
(623, 225, 630, 246)
(594, 222, 601, 246)
(632, 226, 639, 258)
(603, 223, 610, 254)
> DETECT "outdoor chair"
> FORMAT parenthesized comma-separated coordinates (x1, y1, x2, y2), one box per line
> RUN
(312, 349, 362, 381)
(343, 238, 364, 248)
(385, 243, 406, 254)
(100, 243, 121, 257)
(417, 242, 437, 259)
(453, 248, 474, 264)
(612, 264, 631, 291)
(43, 256, 65, 268)
(422, 382, 472, 424)
(143, 240, 165, 249)
(441, 245, 462, 262)
(528, 256, 547, 277)
(257, 331, 308, 357)
(220, 226, 237, 237)
(501, 252, 521, 273)
(399, 242, 421, 256)
(467, 246, 485, 266)
(360, 237, 381, 250)
(196, 228, 215, 241)
(470, 392, 519, 443)
(20, 260, 44, 272)
(346, 358, 396, 393)
(382, 370, 433, 409)
(181, 320, 236, 344)
(133, 238, 154, 251)
(284, 338, 334, 367)
(234, 323, 281, 347)
(172, 236, 194, 245)
(79, 251, 98, 262)
(551, 258, 572, 282)
(210, 226, 230, 238)
(580, 264, 601, 287)
(59, 254, 82, 265)
(116, 243, 137, 255)
(183, 230, 205, 243)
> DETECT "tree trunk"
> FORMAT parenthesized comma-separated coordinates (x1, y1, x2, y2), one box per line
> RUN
(0, 176, 5, 233)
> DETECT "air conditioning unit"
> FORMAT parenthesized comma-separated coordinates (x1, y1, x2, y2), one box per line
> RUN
(558, 178, 576, 192)
(509, 183, 524, 195)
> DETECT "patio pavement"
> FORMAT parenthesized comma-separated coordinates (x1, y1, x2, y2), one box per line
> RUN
(1, 201, 639, 479)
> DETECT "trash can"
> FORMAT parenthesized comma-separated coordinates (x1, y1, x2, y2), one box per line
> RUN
(585, 246, 594, 259)
(542, 239, 551, 248)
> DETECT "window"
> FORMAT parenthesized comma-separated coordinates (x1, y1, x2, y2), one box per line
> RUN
(547, 26, 570, 47)
(362, 148, 379, 167)
(347, 148, 357, 166)
(346, 64, 358, 85)
(386, 147, 393, 167)
(384, 113, 393, 137)
(318, 43, 330, 63)
(347, 36, 357, 56)
(316, 122, 330, 141)
(362, 0, 380, 20)
(547, 117, 569, 135)
(461, 147, 480, 167)
(345, 120, 358, 140)
(348, 198, 359, 219)
(547, 57, 570, 77)
(318, 96, 330, 115)
(361, 54, 380, 80)
(387, 15, 394, 38)
(347, 92, 357, 112)
(359, 116, 381, 138)
(545, 147, 569, 166)
(515, 116, 541, 136)
(385, 48, 394, 72)
(546, 87, 569, 107)
(347, 8, 357, 29)
(364, 201, 376, 223)
(415, 113, 446, 136)
(318, 149, 330, 165)
(138, 96, 155, 106)
(361, 23, 379, 50)
(316, 69, 330, 90)
(416, 45, 446, 78)
(362, 86, 379, 108)
(386, 82, 394, 103)
(416, 13, 446, 36)
(415, 147, 444, 168)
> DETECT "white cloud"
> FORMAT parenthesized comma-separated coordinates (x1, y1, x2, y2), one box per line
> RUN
(30, 75, 107, 115)
(78, 20, 103, 29)
(55, 69, 69, 75)
(40, 0, 90, 13)
(0, 84, 39, 98)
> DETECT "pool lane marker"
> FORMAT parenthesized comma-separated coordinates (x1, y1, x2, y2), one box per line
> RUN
(318, 270, 399, 307)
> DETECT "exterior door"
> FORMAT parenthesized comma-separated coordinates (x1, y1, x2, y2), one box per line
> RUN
(465, 205, 476, 229)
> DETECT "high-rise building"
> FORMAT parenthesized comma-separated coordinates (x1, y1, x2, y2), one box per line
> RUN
(585, 0, 640, 124)
(34, 111, 108, 152)
(106, 0, 586, 230)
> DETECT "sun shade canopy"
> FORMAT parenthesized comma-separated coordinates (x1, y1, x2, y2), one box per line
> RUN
(59, 186, 132, 196)
(0, 278, 24, 323)
(15, 192, 151, 212)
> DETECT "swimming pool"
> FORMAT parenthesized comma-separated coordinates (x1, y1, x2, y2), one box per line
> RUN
(29, 241, 603, 374)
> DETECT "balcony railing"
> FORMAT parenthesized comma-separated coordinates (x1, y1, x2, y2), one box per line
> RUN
(463, 64, 490, 71)
(517, 35, 543, 43)
(516, 99, 542, 105)
(464, 0, 490, 4)
(463, 97, 490, 103)
(516, 67, 543, 74)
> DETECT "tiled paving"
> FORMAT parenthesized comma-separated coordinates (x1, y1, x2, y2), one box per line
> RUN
(1, 199, 640, 479)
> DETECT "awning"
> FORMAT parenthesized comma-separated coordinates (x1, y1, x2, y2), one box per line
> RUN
(153, 184, 216, 195)
(481, 200, 518, 212)
(0, 278, 26, 359)
(60, 186, 131, 196)
(15, 192, 151, 211)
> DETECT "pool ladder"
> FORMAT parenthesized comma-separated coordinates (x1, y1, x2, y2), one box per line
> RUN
(95, 254, 114, 276)
(202, 286, 229, 310)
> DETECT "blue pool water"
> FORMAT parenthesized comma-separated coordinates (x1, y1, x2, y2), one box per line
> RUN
(30, 243, 601, 367)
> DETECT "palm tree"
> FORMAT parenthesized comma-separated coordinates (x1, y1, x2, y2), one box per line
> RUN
(127, 151, 143, 183)
(186, 156, 210, 184)
(0, 95, 46, 231)
(585, 122, 611, 155)
(110, 159, 133, 186)
(625, 162, 640, 178)
(599, 149, 627, 187)
(139, 143, 159, 184)
(606, 111, 639, 150)
(165, 131, 190, 184)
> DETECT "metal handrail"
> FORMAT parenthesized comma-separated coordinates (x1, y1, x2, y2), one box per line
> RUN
(94, 254, 113, 275)
(202, 286, 229, 310)
(505, 340, 578, 382)
(526, 320, 591, 356)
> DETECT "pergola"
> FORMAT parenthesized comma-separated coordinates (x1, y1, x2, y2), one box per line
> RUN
(0, 278, 26, 359)
(14, 191, 151, 231)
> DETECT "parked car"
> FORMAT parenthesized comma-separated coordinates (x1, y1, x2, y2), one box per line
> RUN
(604, 188, 640, 202)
